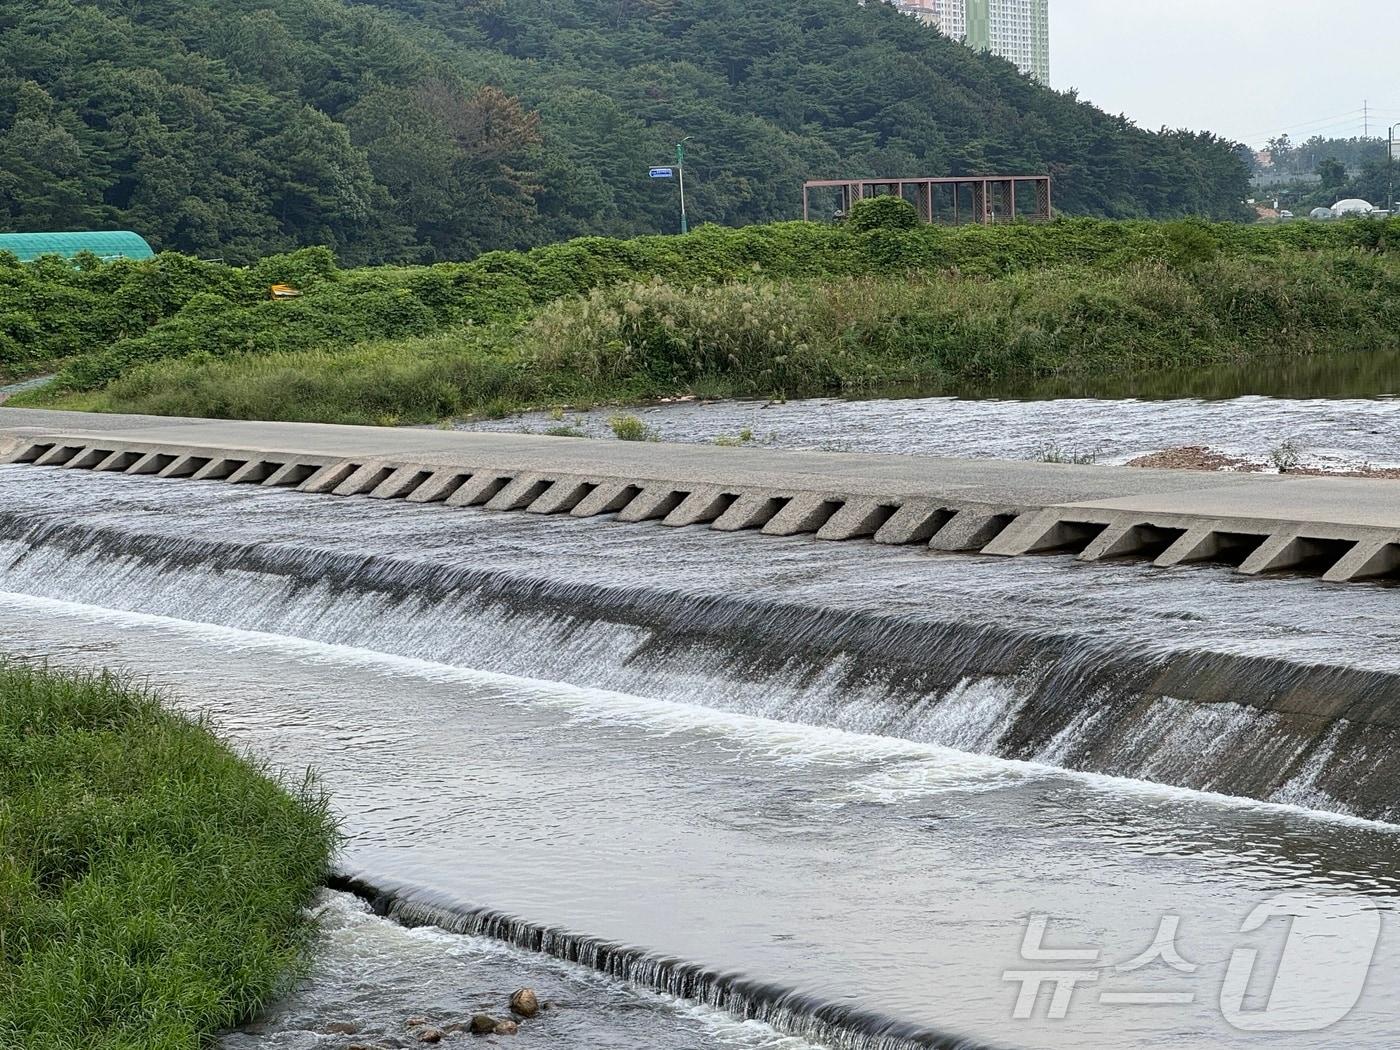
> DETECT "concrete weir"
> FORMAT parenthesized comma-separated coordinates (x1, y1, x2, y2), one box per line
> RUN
(4, 407, 1400, 585)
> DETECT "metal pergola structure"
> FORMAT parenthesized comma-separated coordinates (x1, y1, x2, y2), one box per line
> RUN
(802, 175, 1052, 226)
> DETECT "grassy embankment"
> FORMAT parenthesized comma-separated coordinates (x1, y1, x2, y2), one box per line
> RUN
(0, 663, 336, 1049)
(9, 212, 1400, 425)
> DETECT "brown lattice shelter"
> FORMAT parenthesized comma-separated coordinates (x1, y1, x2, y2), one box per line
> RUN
(802, 175, 1052, 225)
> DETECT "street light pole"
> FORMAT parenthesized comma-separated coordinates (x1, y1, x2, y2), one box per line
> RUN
(1390, 123, 1398, 216)
(677, 137, 691, 234)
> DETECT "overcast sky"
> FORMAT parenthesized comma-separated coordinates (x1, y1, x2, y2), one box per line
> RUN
(1051, 0, 1398, 147)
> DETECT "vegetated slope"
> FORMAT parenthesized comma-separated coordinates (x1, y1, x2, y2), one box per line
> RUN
(0, 662, 337, 1049)
(0, 0, 1251, 263)
(17, 215, 1400, 424)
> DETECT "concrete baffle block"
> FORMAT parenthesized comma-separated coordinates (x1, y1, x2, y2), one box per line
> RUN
(1154, 524, 1228, 567)
(263, 462, 319, 488)
(63, 447, 111, 470)
(874, 502, 953, 546)
(333, 462, 399, 496)
(368, 466, 434, 500)
(978, 508, 1067, 557)
(95, 450, 144, 473)
(126, 452, 175, 476)
(191, 457, 246, 481)
(570, 480, 641, 518)
(527, 479, 595, 514)
(761, 494, 843, 536)
(406, 471, 473, 504)
(662, 487, 736, 527)
(0, 438, 30, 464)
(158, 455, 209, 479)
(816, 498, 898, 541)
(484, 474, 555, 511)
(445, 473, 514, 508)
(1236, 531, 1355, 577)
(32, 444, 82, 467)
(226, 460, 278, 485)
(1234, 532, 1305, 576)
(710, 492, 786, 532)
(1323, 540, 1400, 583)
(928, 509, 1020, 552)
(1074, 519, 1186, 563)
(299, 461, 360, 494)
(618, 486, 688, 523)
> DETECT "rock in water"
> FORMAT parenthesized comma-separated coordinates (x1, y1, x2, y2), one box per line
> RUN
(469, 1013, 499, 1034)
(494, 1020, 520, 1035)
(509, 988, 540, 1018)
(418, 1028, 444, 1044)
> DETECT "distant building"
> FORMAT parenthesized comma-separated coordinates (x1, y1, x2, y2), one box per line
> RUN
(1331, 198, 1376, 217)
(0, 231, 154, 264)
(893, 0, 966, 37)
(891, 0, 1050, 81)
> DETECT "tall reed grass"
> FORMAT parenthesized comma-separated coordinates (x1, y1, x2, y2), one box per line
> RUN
(76, 251, 1400, 424)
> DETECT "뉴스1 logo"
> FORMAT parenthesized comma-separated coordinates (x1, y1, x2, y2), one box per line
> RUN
(1003, 892, 1382, 1033)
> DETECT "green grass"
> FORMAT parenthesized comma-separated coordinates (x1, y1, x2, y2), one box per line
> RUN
(9, 215, 1400, 402)
(63, 250, 1400, 425)
(606, 414, 658, 441)
(0, 663, 337, 1050)
(11, 214, 1400, 424)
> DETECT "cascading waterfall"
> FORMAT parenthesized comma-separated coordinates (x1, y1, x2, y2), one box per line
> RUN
(329, 875, 994, 1050)
(10, 465, 1400, 1050)
(2, 468, 1399, 819)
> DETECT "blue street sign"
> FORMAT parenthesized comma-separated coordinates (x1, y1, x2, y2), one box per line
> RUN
(649, 167, 674, 179)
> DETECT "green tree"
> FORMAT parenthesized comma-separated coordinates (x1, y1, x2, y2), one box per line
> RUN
(0, 0, 1255, 260)
(263, 108, 392, 262)
(0, 83, 108, 230)
(1318, 157, 1348, 190)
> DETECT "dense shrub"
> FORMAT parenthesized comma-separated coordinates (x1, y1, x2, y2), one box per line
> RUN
(16, 215, 1396, 394)
(75, 249, 1400, 425)
(847, 196, 920, 232)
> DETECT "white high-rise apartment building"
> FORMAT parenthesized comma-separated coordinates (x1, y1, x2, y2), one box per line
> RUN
(889, 0, 1049, 82)
(932, 0, 966, 39)
(889, 0, 963, 37)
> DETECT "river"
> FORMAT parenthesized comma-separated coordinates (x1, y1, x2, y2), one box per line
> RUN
(454, 348, 1400, 471)
(3, 458, 1400, 1049)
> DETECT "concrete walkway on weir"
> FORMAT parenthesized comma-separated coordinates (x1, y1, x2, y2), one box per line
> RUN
(4, 406, 1400, 583)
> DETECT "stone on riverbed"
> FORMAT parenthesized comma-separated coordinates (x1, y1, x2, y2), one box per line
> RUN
(509, 988, 540, 1018)
(469, 1013, 499, 1034)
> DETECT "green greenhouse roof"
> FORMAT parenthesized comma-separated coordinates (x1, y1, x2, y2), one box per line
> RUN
(0, 231, 155, 263)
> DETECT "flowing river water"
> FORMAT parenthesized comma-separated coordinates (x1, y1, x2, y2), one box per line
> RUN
(456, 348, 1400, 469)
(4, 401, 1400, 1049)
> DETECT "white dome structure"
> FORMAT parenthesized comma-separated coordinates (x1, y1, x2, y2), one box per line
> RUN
(1331, 198, 1376, 217)
(1310, 207, 1333, 220)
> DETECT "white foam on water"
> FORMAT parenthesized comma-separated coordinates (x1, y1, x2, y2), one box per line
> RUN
(236, 890, 821, 1050)
(4, 587, 1395, 832)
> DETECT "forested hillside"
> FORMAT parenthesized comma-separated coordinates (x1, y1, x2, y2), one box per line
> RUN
(0, 0, 1252, 263)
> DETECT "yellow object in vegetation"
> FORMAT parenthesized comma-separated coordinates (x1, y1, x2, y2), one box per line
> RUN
(269, 284, 303, 300)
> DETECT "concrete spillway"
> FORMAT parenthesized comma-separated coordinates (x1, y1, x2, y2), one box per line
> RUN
(4, 407, 1400, 583)
(11, 422, 1400, 1049)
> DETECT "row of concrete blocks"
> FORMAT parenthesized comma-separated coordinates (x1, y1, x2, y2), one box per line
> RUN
(8, 438, 1400, 582)
(980, 508, 1400, 583)
(5, 439, 1017, 549)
